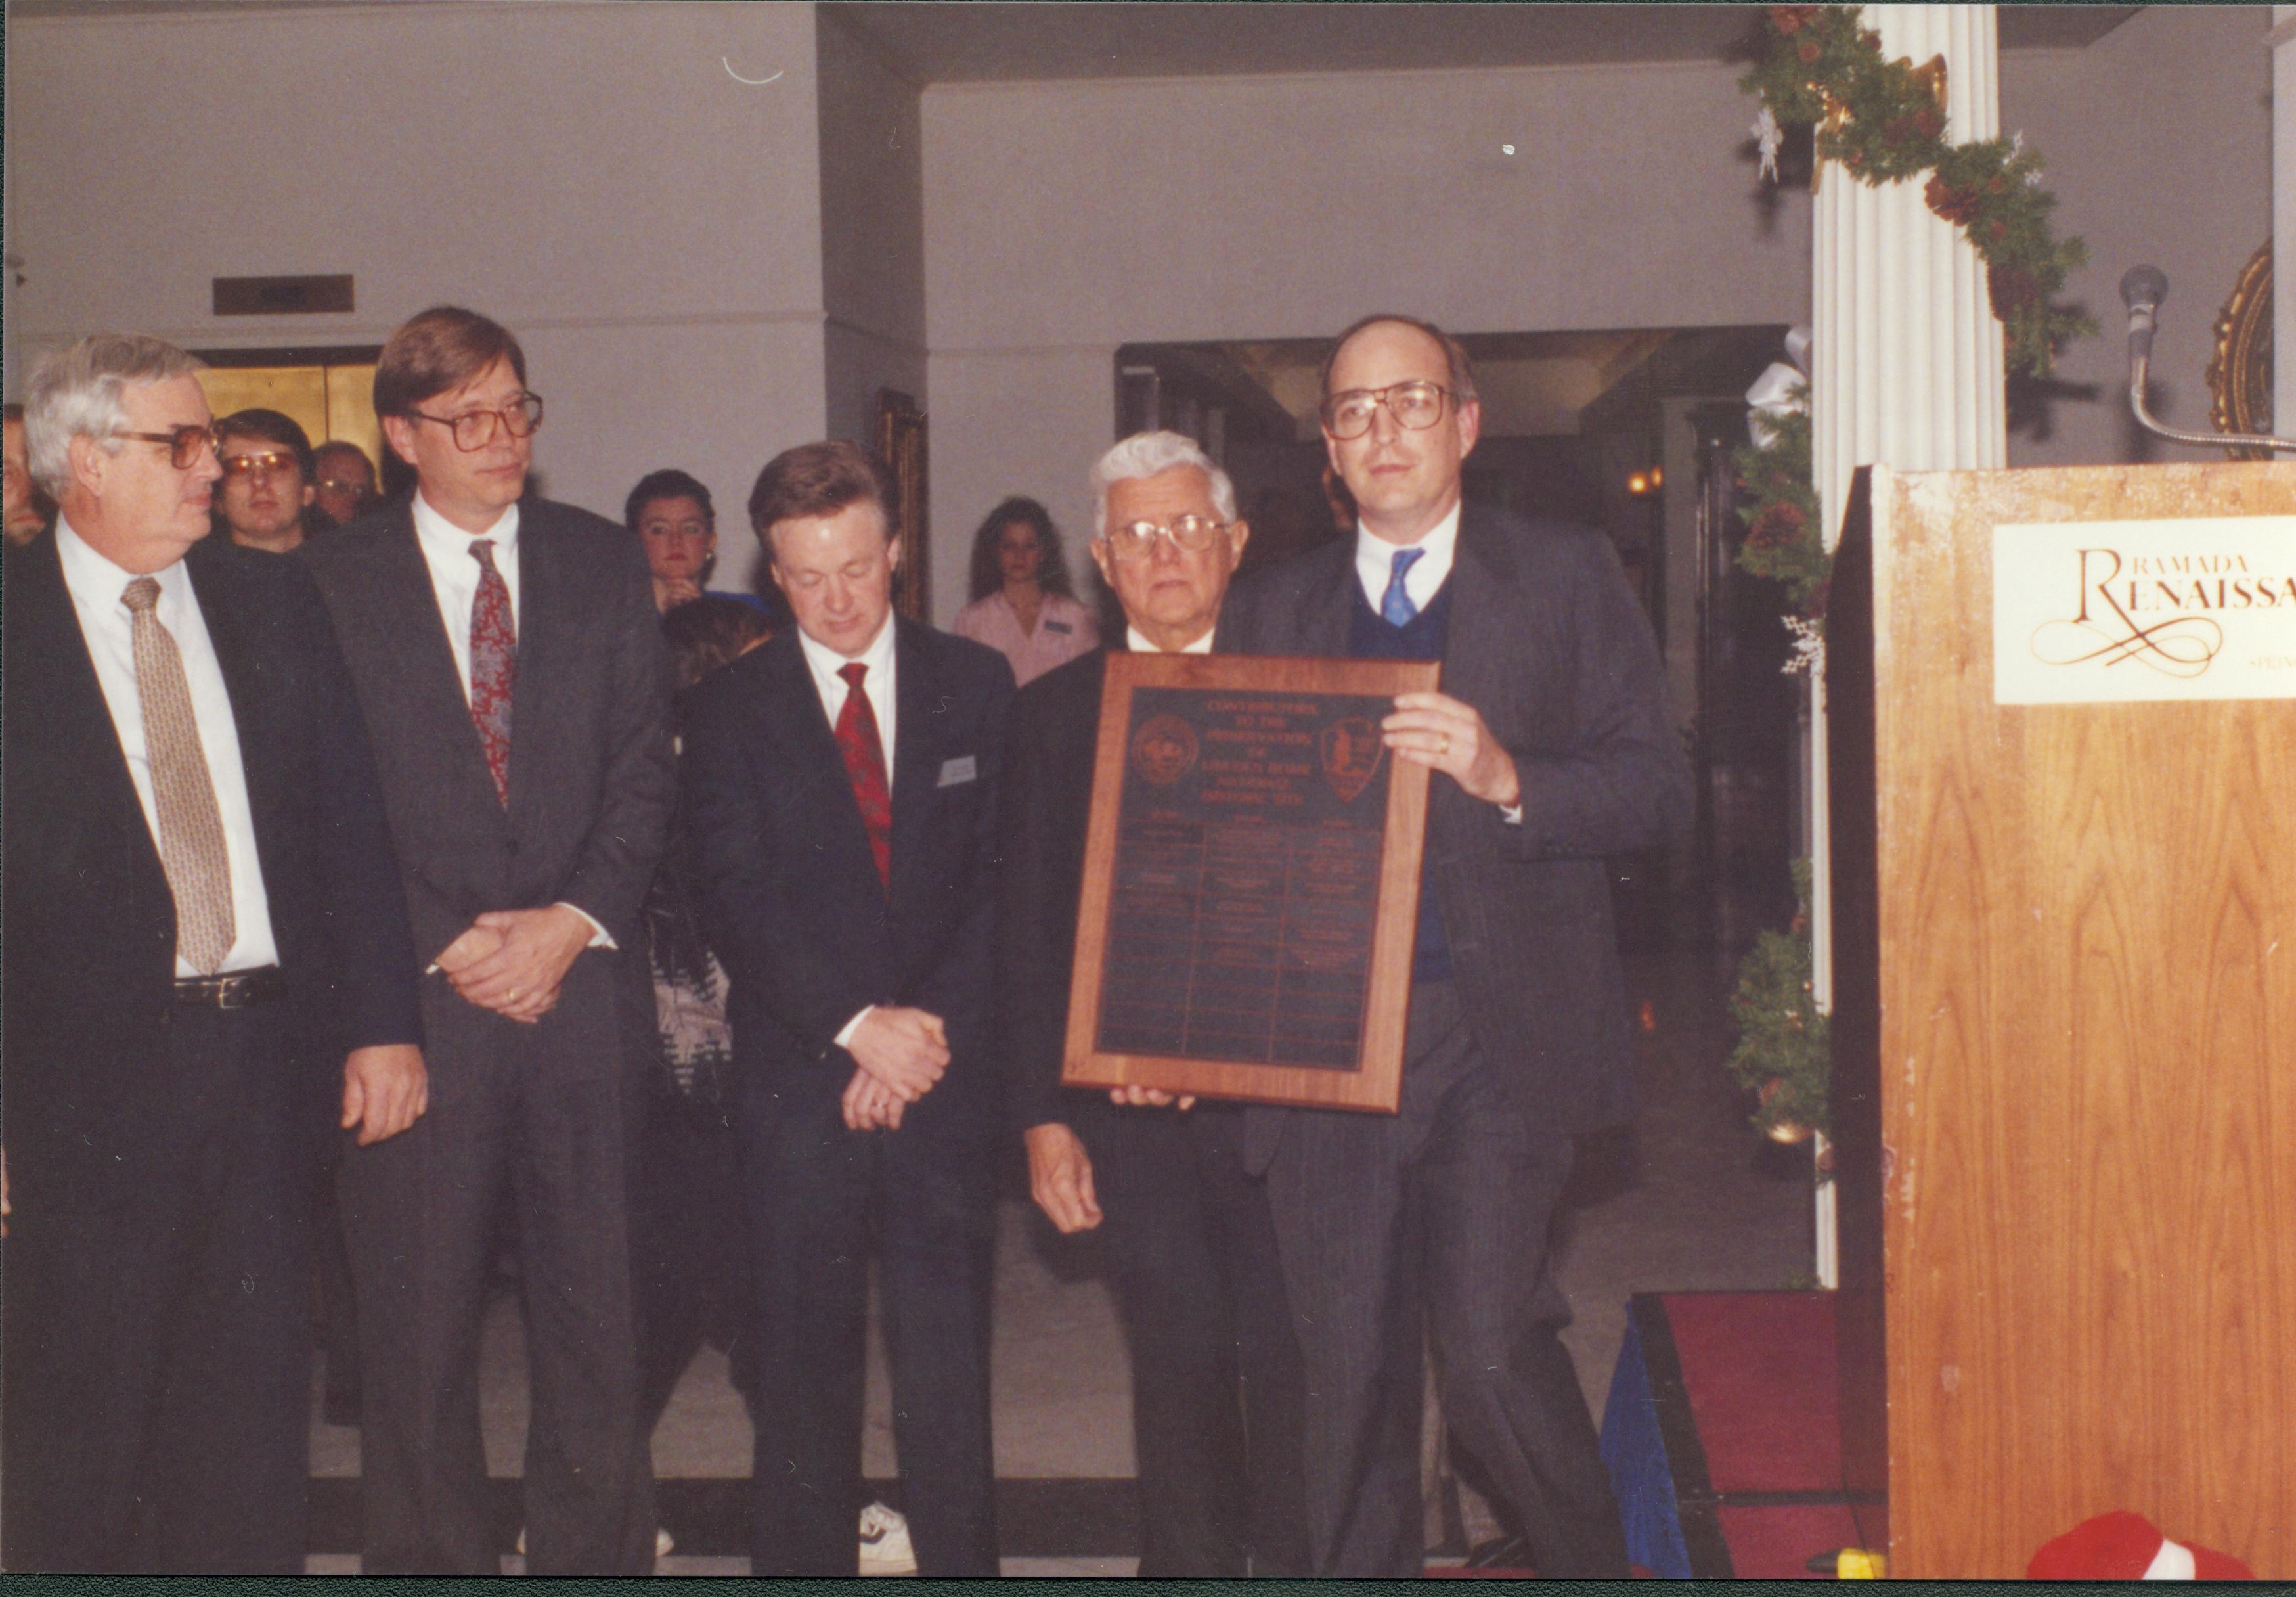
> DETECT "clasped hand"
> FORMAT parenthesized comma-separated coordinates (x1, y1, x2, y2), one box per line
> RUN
(841, 1006, 950, 1131)
(435, 905, 593, 1023)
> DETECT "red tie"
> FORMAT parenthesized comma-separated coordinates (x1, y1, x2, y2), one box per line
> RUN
(468, 539, 516, 805)
(835, 662, 892, 888)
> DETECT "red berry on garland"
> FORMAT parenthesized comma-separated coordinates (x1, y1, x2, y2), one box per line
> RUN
(1914, 108, 1942, 140)
(1770, 5, 1803, 34)
(1988, 173, 2008, 194)
(1989, 217, 2009, 242)
(1798, 37, 1822, 63)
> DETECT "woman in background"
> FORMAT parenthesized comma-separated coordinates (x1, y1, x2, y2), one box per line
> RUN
(951, 495, 1097, 685)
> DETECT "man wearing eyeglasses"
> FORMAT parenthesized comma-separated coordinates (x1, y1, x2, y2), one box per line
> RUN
(214, 407, 320, 554)
(997, 431, 1308, 1576)
(3, 334, 427, 1570)
(301, 305, 675, 1575)
(1220, 315, 1691, 1577)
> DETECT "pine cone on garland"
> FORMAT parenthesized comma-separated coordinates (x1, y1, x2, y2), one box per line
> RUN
(1746, 501, 1807, 552)
(1924, 175, 1979, 225)
(1987, 262, 2040, 317)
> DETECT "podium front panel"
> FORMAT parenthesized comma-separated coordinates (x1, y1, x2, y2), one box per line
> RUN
(1830, 462, 2296, 1577)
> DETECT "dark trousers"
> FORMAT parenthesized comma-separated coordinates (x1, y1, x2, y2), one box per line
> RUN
(336, 1022, 656, 1575)
(1256, 981, 1629, 1577)
(1082, 1100, 1309, 1576)
(738, 1085, 998, 1576)
(1, 1003, 311, 1573)
(629, 1081, 756, 1436)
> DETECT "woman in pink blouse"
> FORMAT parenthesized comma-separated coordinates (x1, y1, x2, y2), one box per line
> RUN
(950, 496, 1099, 686)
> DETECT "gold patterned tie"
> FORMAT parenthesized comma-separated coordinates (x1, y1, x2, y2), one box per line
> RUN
(121, 576, 237, 974)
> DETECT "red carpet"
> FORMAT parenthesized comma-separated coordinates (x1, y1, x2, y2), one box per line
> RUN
(1600, 1290, 1872, 1579)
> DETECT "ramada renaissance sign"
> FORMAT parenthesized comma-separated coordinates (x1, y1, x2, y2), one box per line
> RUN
(1993, 517, 2296, 704)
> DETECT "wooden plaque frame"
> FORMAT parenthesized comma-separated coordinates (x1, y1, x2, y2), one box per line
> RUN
(1061, 652, 1436, 1112)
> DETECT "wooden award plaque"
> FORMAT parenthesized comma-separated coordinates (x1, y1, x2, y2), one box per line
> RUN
(1061, 652, 1438, 1113)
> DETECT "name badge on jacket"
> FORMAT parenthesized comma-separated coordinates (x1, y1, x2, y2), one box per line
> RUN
(938, 755, 979, 788)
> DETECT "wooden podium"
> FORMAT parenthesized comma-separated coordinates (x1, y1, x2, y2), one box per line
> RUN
(1828, 462, 2296, 1578)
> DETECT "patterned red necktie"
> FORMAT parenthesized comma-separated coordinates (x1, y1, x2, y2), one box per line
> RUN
(468, 539, 516, 805)
(835, 662, 892, 888)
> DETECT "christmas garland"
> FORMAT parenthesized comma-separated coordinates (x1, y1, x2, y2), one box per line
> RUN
(1724, 857, 1830, 1152)
(1732, 393, 1828, 626)
(1745, 3, 2096, 378)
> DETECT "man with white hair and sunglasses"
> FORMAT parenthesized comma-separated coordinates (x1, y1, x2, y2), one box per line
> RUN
(998, 431, 1308, 1576)
(2, 333, 426, 1570)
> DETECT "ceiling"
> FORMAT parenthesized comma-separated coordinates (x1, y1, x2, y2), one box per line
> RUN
(833, 4, 2140, 85)
(12, 1, 2144, 81)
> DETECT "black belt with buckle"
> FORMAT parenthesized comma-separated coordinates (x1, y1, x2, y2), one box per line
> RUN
(172, 965, 288, 1009)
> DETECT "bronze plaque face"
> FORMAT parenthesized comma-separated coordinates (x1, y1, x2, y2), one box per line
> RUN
(1063, 652, 1438, 1112)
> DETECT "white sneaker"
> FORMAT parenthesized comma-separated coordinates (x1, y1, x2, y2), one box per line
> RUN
(857, 1500, 917, 1575)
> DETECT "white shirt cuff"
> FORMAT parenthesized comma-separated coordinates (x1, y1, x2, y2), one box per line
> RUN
(835, 1005, 877, 1050)
(1500, 804, 1524, 825)
(555, 901, 617, 950)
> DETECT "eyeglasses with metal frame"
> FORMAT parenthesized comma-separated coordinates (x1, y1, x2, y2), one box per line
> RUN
(1319, 380, 1455, 441)
(219, 449, 303, 480)
(1099, 512, 1231, 561)
(119, 424, 223, 470)
(408, 392, 546, 452)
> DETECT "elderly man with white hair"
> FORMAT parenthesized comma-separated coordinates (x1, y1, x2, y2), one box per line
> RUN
(1, 334, 426, 1571)
(996, 430, 1308, 1576)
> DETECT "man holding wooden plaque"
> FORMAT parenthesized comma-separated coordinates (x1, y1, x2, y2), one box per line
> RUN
(1217, 315, 1691, 1576)
(998, 431, 1306, 1576)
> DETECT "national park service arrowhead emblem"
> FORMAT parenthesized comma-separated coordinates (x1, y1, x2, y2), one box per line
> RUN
(1320, 716, 1384, 803)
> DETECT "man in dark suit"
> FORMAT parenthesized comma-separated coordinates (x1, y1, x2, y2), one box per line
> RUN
(682, 441, 1011, 1575)
(301, 307, 675, 1575)
(2, 334, 427, 1571)
(1220, 315, 1692, 1576)
(999, 430, 1306, 1576)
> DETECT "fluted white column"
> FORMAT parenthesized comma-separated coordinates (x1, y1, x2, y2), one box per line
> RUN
(1809, 5, 2007, 1287)
(2274, 7, 2295, 438)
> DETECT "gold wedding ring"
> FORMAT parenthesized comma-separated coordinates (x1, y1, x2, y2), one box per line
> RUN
(1440, 733, 1452, 756)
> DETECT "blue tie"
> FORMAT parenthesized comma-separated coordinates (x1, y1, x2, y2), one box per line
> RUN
(1381, 548, 1424, 627)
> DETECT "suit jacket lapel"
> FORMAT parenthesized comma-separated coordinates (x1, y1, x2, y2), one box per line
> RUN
(507, 506, 556, 819)
(887, 619, 937, 901)
(186, 546, 288, 888)
(764, 629, 887, 901)
(12, 536, 164, 888)
(1302, 545, 1356, 656)
(374, 505, 505, 811)
(1442, 507, 1512, 720)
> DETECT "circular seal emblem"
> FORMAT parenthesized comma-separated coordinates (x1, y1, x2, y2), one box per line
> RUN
(1130, 713, 1199, 786)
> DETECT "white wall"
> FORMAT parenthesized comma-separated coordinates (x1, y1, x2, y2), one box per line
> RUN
(3, 0, 828, 591)
(818, 10, 928, 449)
(2000, 6, 2278, 467)
(922, 56, 1817, 623)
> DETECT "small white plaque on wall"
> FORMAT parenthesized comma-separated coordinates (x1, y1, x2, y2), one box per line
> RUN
(1992, 516, 2296, 704)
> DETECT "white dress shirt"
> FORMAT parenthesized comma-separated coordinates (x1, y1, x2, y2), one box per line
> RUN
(1126, 624, 1216, 655)
(800, 614, 900, 1050)
(798, 611, 899, 790)
(407, 490, 613, 950)
(1353, 501, 1460, 616)
(411, 489, 521, 703)
(56, 518, 280, 976)
(1350, 503, 1521, 824)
